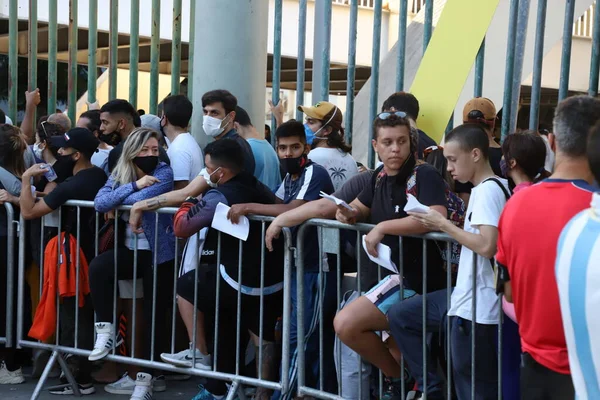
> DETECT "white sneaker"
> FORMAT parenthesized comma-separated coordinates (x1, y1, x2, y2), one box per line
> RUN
(89, 322, 123, 361)
(130, 373, 153, 400)
(105, 373, 135, 394)
(49, 382, 96, 395)
(105, 372, 166, 394)
(0, 361, 25, 384)
(160, 342, 212, 370)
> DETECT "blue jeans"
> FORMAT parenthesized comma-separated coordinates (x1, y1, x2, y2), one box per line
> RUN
(274, 269, 338, 400)
(388, 289, 499, 400)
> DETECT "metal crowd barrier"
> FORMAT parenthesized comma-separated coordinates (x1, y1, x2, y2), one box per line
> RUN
(1, 202, 16, 348)
(15, 200, 293, 400)
(294, 218, 504, 400)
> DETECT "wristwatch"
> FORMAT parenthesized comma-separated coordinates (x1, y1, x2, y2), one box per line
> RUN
(185, 196, 199, 205)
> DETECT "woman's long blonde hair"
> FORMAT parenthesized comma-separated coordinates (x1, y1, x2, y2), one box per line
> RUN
(112, 128, 160, 187)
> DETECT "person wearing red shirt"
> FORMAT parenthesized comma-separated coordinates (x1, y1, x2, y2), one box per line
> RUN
(496, 95, 600, 400)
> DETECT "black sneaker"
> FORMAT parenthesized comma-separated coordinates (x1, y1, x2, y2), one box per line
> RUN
(48, 382, 96, 395)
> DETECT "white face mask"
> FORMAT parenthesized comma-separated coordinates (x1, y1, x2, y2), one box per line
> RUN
(33, 143, 44, 160)
(203, 115, 229, 138)
(199, 167, 221, 188)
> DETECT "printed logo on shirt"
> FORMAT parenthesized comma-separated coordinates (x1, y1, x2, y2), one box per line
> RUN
(329, 166, 347, 183)
(201, 249, 215, 256)
(394, 205, 400, 213)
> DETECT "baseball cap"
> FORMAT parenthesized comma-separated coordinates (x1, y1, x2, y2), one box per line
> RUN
(298, 101, 338, 121)
(50, 127, 100, 156)
(140, 114, 162, 133)
(462, 97, 497, 123)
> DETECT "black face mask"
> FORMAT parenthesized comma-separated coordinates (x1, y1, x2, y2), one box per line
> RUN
(280, 154, 308, 175)
(58, 154, 77, 171)
(133, 156, 159, 174)
(100, 131, 121, 146)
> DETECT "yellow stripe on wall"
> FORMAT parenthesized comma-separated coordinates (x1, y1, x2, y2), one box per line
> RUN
(410, 0, 501, 143)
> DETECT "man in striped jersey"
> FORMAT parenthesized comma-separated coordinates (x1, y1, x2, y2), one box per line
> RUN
(496, 96, 600, 400)
(555, 121, 600, 400)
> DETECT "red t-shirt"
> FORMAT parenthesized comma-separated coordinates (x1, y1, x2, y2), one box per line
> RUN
(496, 179, 595, 374)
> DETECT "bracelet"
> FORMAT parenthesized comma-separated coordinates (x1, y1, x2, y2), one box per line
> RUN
(132, 181, 139, 191)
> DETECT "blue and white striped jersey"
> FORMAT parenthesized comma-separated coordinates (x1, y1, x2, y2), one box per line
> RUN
(556, 192, 600, 400)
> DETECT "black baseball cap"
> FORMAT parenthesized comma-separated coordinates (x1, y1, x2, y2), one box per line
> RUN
(50, 127, 100, 156)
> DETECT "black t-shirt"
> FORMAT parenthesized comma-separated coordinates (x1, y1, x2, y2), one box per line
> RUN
(455, 148, 503, 194)
(107, 141, 170, 173)
(43, 166, 108, 260)
(37, 157, 74, 192)
(200, 172, 283, 288)
(357, 163, 447, 292)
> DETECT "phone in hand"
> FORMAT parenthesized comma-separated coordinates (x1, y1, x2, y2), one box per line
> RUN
(41, 164, 57, 182)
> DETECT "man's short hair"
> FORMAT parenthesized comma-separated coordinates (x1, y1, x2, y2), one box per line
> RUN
(47, 113, 72, 132)
(0, 109, 6, 124)
(553, 95, 600, 158)
(204, 138, 245, 174)
(163, 95, 193, 128)
(588, 122, 600, 183)
(100, 99, 139, 123)
(202, 90, 237, 115)
(79, 110, 102, 133)
(275, 120, 306, 143)
(381, 92, 420, 121)
(445, 123, 490, 160)
(234, 106, 252, 127)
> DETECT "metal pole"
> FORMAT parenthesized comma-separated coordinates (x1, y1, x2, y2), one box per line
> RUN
(28, 0, 38, 93)
(509, 0, 531, 135)
(295, 0, 308, 121)
(345, 0, 358, 145)
(68, 0, 78, 123)
(529, 0, 547, 130)
(312, 0, 332, 102)
(8, 0, 18, 123)
(271, 0, 283, 139)
(396, 0, 408, 91)
(423, 0, 433, 53)
(129, 0, 140, 107)
(171, 0, 182, 95)
(590, 2, 600, 96)
(500, 0, 520, 141)
(150, 0, 161, 114)
(187, 0, 196, 103)
(48, 0, 58, 114)
(88, 0, 98, 104)
(559, 0, 576, 102)
(474, 40, 485, 97)
(368, 0, 383, 169)
(109, 0, 119, 101)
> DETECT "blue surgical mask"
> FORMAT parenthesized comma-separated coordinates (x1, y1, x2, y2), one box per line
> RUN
(304, 124, 315, 145)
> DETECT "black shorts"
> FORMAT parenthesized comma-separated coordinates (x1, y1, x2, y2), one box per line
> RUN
(177, 266, 282, 342)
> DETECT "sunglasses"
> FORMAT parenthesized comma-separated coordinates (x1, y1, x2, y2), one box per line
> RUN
(377, 111, 407, 120)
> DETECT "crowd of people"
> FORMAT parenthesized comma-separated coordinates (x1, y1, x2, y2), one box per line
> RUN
(0, 87, 598, 400)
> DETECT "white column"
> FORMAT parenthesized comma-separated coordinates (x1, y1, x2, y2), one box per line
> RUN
(190, 0, 269, 148)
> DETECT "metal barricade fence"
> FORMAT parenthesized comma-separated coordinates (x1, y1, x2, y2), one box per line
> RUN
(294, 218, 504, 400)
(15, 200, 293, 400)
(1, 202, 16, 348)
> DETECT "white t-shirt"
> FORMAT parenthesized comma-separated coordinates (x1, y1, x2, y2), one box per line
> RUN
(308, 147, 359, 191)
(166, 133, 204, 182)
(91, 147, 113, 168)
(447, 177, 509, 324)
(541, 135, 555, 172)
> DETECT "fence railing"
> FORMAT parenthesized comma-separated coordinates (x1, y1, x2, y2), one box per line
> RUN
(2, 195, 514, 399)
(15, 200, 293, 399)
(1, 203, 16, 348)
